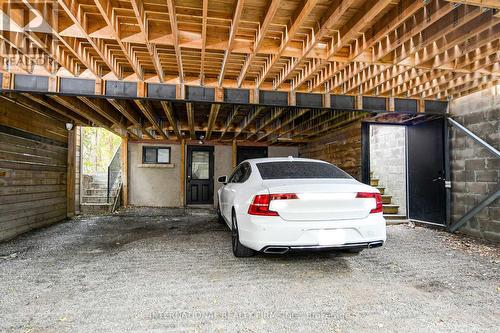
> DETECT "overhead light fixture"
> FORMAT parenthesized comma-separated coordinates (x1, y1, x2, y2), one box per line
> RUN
(65, 123, 74, 131)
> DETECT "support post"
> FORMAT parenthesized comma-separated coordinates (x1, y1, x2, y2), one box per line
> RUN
(388, 97, 395, 111)
(355, 95, 362, 109)
(180, 139, 186, 206)
(418, 99, 425, 113)
(66, 127, 76, 218)
(121, 137, 129, 207)
(288, 90, 296, 106)
(323, 93, 331, 108)
(232, 139, 237, 168)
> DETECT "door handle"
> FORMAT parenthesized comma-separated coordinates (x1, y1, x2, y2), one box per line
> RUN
(187, 175, 191, 182)
(432, 176, 444, 182)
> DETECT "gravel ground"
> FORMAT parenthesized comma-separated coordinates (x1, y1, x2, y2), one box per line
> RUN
(0, 207, 498, 332)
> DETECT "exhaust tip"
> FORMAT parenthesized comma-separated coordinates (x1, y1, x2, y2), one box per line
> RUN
(368, 241, 383, 249)
(263, 246, 290, 254)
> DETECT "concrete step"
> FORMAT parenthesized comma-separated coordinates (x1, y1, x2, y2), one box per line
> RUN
(84, 189, 108, 196)
(381, 195, 392, 204)
(384, 214, 407, 221)
(89, 182, 107, 189)
(370, 178, 379, 187)
(377, 187, 385, 195)
(80, 202, 112, 214)
(82, 195, 110, 204)
(383, 204, 399, 215)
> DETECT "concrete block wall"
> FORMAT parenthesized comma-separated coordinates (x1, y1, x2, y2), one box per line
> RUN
(370, 125, 407, 215)
(449, 85, 500, 242)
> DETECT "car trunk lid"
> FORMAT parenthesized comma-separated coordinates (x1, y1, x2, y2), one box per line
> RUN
(263, 179, 377, 221)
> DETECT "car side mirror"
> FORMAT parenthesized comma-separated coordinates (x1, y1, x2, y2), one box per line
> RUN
(217, 175, 228, 184)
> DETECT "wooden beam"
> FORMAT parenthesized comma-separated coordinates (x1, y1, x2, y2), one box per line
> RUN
(219, 105, 242, 140)
(57, 0, 121, 77)
(48, 95, 124, 137)
(274, 0, 357, 89)
(256, 0, 319, 88)
(108, 99, 154, 139)
(257, 108, 308, 141)
(121, 137, 128, 207)
(446, 0, 500, 10)
(180, 138, 186, 206)
(200, 0, 208, 85)
(232, 139, 237, 168)
(166, 0, 184, 83)
(248, 107, 286, 139)
(234, 106, 266, 138)
(160, 101, 181, 139)
(206, 104, 221, 140)
(130, 0, 165, 82)
(218, 0, 245, 86)
(93, 0, 143, 79)
(67, 127, 76, 218)
(186, 102, 195, 139)
(237, 0, 280, 87)
(77, 97, 140, 139)
(20, 93, 89, 125)
(134, 100, 169, 139)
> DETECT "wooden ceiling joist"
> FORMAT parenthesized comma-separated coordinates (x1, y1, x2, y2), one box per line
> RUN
(0, 0, 496, 98)
(56, 0, 121, 78)
(134, 100, 169, 139)
(237, 0, 280, 87)
(206, 104, 221, 140)
(93, 0, 143, 80)
(218, 0, 244, 87)
(186, 102, 195, 139)
(160, 101, 181, 139)
(108, 98, 154, 139)
(166, 0, 184, 83)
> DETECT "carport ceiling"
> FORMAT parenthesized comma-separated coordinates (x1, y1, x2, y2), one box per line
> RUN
(0, 0, 498, 97)
(0, 0, 498, 143)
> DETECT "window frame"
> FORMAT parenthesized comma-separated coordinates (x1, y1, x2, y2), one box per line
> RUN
(142, 146, 171, 164)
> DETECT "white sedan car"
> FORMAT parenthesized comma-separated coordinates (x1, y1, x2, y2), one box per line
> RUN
(217, 157, 386, 257)
(218, 157, 386, 257)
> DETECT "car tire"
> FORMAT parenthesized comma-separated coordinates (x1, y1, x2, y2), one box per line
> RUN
(231, 212, 255, 258)
(217, 206, 225, 224)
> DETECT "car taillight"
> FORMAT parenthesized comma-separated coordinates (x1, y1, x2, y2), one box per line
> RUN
(248, 193, 298, 216)
(356, 192, 383, 214)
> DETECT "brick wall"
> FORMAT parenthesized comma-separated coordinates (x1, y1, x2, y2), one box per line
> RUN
(370, 125, 407, 215)
(299, 121, 362, 179)
(449, 85, 500, 242)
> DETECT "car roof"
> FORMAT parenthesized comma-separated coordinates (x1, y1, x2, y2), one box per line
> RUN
(243, 157, 330, 166)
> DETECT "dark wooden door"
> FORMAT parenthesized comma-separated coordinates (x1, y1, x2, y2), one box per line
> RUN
(237, 146, 268, 164)
(186, 146, 214, 205)
(407, 118, 446, 225)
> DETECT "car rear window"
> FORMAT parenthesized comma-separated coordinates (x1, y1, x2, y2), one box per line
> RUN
(256, 161, 352, 180)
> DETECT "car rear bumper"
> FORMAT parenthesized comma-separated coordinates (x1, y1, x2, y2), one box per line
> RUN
(237, 213, 387, 252)
(261, 241, 384, 254)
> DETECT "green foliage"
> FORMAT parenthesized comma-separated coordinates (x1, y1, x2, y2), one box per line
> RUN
(81, 127, 121, 175)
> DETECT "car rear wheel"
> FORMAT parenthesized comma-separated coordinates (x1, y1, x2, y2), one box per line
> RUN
(231, 213, 255, 258)
(217, 206, 225, 224)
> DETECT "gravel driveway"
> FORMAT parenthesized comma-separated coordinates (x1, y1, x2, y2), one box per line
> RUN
(0, 208, 498, 332)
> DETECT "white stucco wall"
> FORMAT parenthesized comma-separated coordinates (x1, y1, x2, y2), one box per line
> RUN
(129, 142, 182, 207)
(128, 143, 300, 208)
(214, 145, 232, 207)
